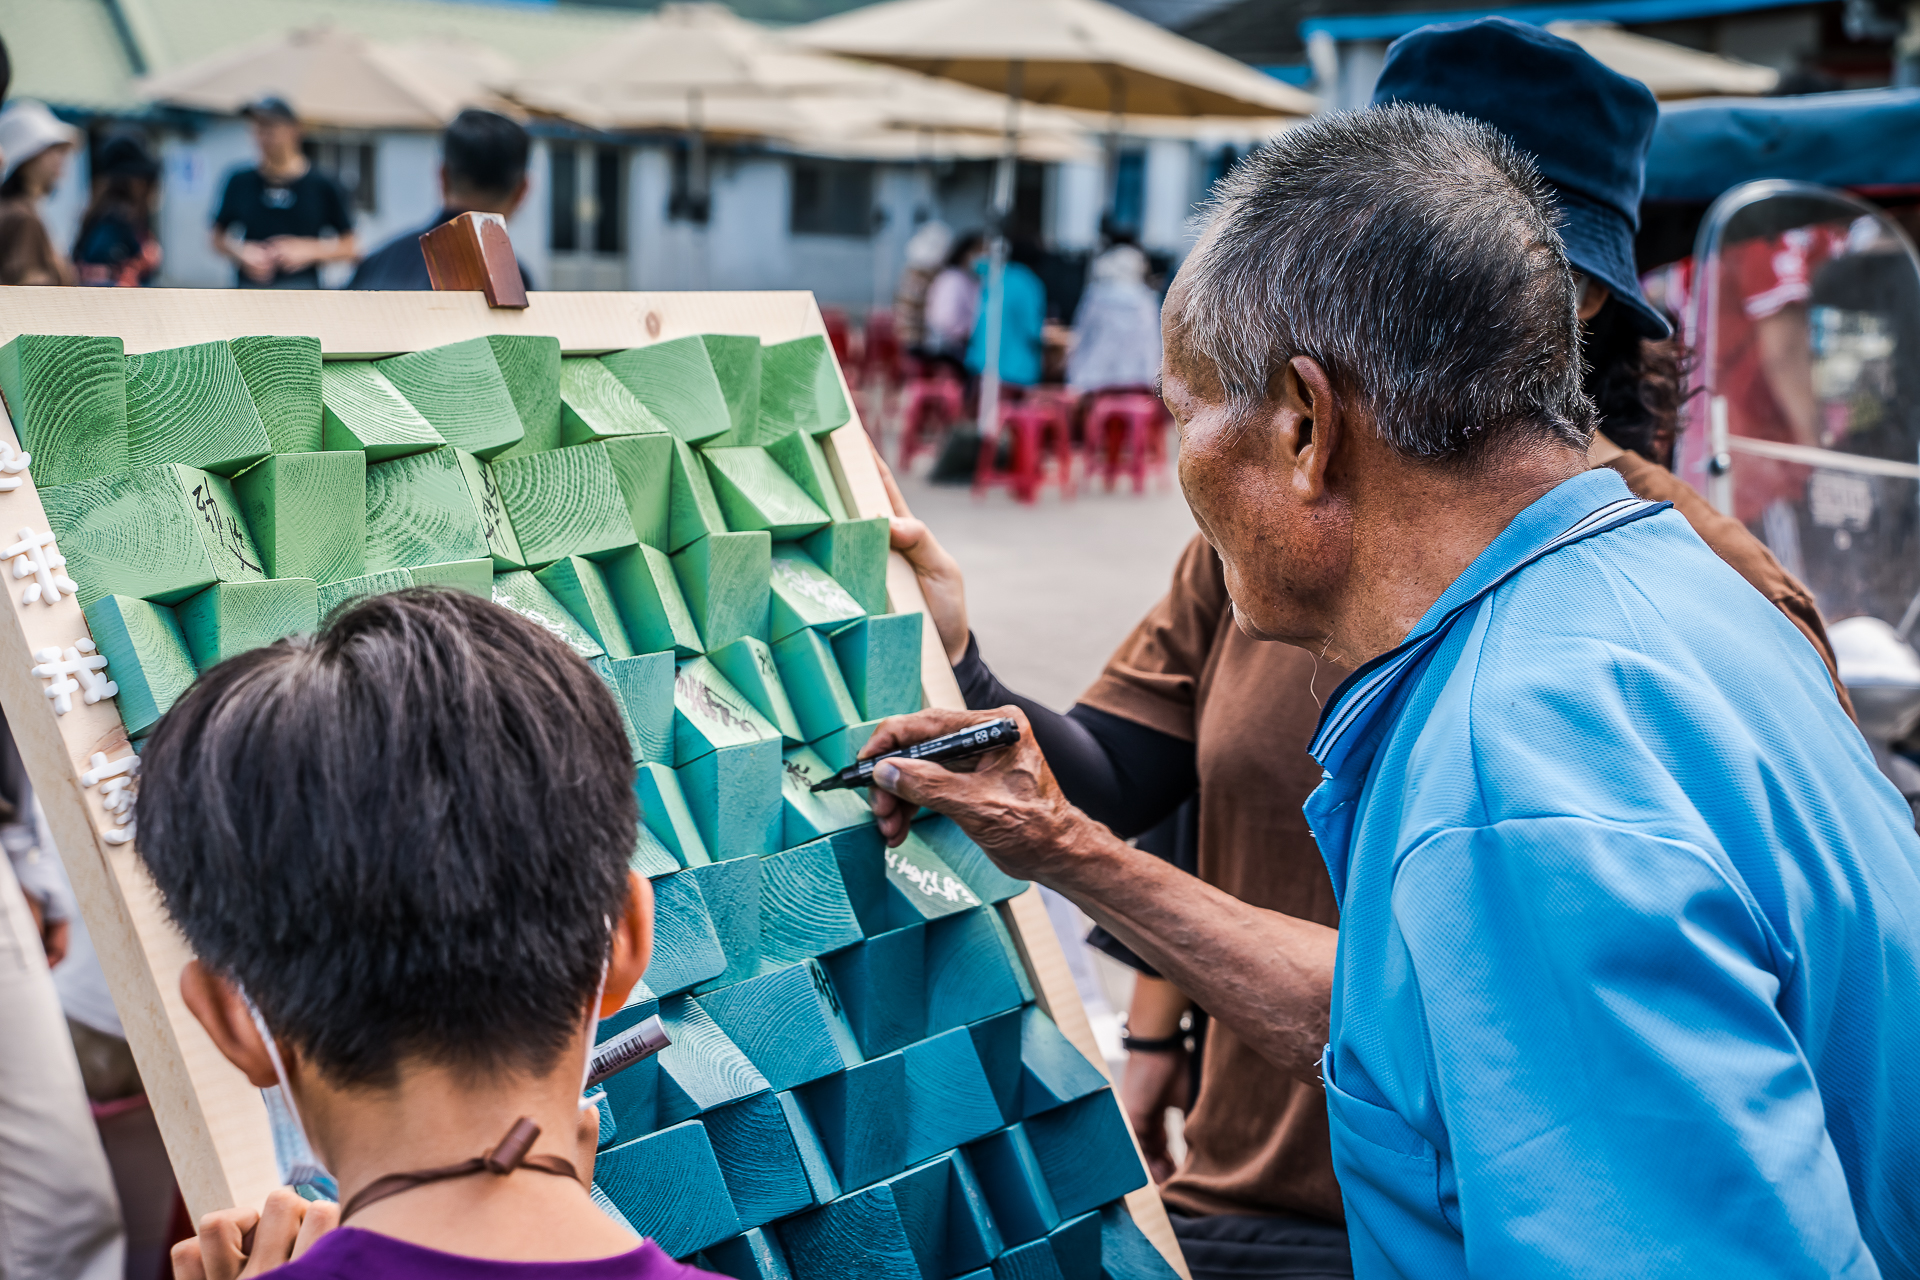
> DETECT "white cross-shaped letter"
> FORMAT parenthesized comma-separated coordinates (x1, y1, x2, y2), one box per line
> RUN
(0, 442, 31, 493)
(6, 528, 76, 607)
(30, 640, 115, 716)
(82, 750, 138, 845)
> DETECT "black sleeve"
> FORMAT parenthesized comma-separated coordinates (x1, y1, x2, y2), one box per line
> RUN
(212, 171, 247, 230)
(317, 173, 352, 235)
(953, 633, 1196, 839)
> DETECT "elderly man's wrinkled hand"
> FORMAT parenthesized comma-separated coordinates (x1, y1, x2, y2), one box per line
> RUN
(862, 706, 1089, 881)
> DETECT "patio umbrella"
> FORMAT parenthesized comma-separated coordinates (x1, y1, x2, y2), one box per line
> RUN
(1546, 23, 1778, 99)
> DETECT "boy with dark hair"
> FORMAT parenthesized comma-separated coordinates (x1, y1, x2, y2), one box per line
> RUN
(349, 109, 534, 291)
(143, 590, 698, 1278)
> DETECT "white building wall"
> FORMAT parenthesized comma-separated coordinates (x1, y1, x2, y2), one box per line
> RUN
(709, 157, 790, 292)
(157, 119, 254, 287)
(39, 147, 88, 265)
(1048, 159, 1103, 252)
(1140, 139, 1196, 255)
(513, 138, 553, 292)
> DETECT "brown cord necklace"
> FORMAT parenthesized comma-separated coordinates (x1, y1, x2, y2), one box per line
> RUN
(339, 1117, 579, 1222)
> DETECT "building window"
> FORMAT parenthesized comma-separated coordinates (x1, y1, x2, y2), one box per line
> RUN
(790, 159, 873, 237)
(594, 146, 623, 253)
(549, 143, 625, 254)
(303, 136, 377, 213)
(1108, 149, 1146, 238)
(550, 145, 578, 252)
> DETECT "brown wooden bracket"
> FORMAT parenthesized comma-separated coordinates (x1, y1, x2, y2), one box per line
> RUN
(420, 212, 529, 309)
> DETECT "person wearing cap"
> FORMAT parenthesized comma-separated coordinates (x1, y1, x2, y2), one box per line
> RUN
(74, 133, 162, 287)
(0, 99, 80, 285)
(211, 97, 357, 288)
(349, 109, 534, 292)
(881, 20, 1860, 1280)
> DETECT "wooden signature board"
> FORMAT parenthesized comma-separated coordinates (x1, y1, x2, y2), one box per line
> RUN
(0, 288, 1187, 1280)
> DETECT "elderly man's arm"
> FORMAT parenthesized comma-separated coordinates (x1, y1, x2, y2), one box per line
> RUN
(865, 705, 1337, 1081)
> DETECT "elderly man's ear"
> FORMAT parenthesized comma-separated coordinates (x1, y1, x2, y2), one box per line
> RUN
(1269, 356, 1342, 501)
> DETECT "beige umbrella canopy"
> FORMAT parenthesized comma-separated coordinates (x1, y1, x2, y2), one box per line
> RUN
(1547, 23, 1780, 99)
(136, 27, 514, 129)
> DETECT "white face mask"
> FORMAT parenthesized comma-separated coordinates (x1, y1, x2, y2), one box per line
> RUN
(240, 988, 338, 1201)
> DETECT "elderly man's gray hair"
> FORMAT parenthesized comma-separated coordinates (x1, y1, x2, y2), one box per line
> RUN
(1174, 104, 1597, 464)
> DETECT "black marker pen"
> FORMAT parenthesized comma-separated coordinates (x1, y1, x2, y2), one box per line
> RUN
(810, 718, 1021, 792)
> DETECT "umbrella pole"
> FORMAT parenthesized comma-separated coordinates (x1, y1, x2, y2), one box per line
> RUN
(979, 59, 1023, 447)
(1101, 72, 1126, 229)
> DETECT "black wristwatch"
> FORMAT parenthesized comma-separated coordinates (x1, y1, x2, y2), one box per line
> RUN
(1119, 1026, 1188, 1055)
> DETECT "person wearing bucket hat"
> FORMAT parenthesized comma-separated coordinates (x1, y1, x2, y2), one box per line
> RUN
(0, 99, 79, 285)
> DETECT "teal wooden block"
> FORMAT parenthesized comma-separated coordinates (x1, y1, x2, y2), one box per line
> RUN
(584, 1084, 618, 1150)
(768, 547, 863, 641)
(656, 993, 771, 1124)
(709, 636, 804, 744)
(767, 430, 849, 522)
(994, 1238, 1064, 1280)
(914, 815, 1029, 905)
(705, 447, 832, 541)
(485, 334, 564, 459)
(777, 1090, 842, 1204)
(702, 961, 862, 1092)
(886, 1158, 958, 1279)
(636, 762, 711, 866)
(605, 433, 674, 549)
(1018, 1007, 1108, 1121)
(591, 655, 646, 764)
(1096, 1204, 1181, 1280)
(833, 613, 924, 720)
(949, 1148, 1008, 1274)
(794, 1051, 909, 1191)
(924, 909, 1025, 1036)
(595, 1121, 743, 1259)
(673, 532, 771, 652)
(231, 450, 367, 585)
(489, 570, 604, 659)
(758, 839, 864, 970)
(821, 925, 925, 1057)
(0, 334, 128, 485)
(778, 1183, 921, 1280)
(804, 517, 891, 616)
(1046, 1213, 1101, 1280)
(561, 356, 670, 444)
(780, 744, 872, 848)
(599, 974, 661, 1040)
(668, 436, 728, 551)
(493, 442, 639, 567)
(45, 463, 268, 608)
(990, 911, 1035, 1004)
(407, 559, 493, 597)
(590, 1181, 641, 1236)
(1022, 1091, 1147, 1219)
(759, 335, 852, 440)
(677, 740, 782, 862)
(378, 336, 526, 460)
(452, 449, 526, 569)
(701, 334, 764, 446)
(81, 596, 195, 737)
(704, 1228, 794, 1280)
(674, 656, 779, 765)
(319, 362, 445, 462)
(601, 337, 733, 445)
(704, 1089, 819, 1228)
(643, 870, 728, 996)
(813, 719, 883, 772)
(632, 824, 682, 878)
(772, 628, 861, 743)
(537, 555, 635, 658)
(363, 446, 491, 573)
(688, 856, 762, 992)
(611, 651, 675, 765)
(967, 1010, 1025, 1126)
(318, 569, 413, 617)
(903, 1027, 1007, 1167)
(605, 544, 704, 657)
(124, 340, 274, 476)
(228, 335, 322, 454)
(597, 1042, 660, 1138)
(832, 825, 979, 931)
(883, 1151, 1003, 1279)
(176, 578, 318, 666)
(965, 1125, 1059, 1246)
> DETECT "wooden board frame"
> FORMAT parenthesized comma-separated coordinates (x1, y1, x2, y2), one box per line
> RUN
(0, 287, 1188, 1277)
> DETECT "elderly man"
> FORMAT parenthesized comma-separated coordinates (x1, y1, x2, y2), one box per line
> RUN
(868, 105, 1920, 1277)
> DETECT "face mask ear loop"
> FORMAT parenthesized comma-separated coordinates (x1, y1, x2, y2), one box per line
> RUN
(239, 985, 336, 1196)
(579, 917, 613, 1109)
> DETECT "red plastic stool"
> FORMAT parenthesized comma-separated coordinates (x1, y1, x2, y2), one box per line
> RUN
(975, 394, 1076, 503)
(1085, 391, 1170, 493)
(897, 374, 966, 471)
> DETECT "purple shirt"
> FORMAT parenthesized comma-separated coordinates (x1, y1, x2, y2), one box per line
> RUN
(267, 1228, 725, 1279)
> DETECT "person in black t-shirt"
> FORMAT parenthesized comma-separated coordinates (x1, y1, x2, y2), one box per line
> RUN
(210, 97, 358, 288)
(350, 108, 533, 292)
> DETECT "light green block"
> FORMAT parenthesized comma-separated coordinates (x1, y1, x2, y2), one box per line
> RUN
(674, 656, 779, 765)
(228, 336, 322, 454)
(668, 436, 727, 552)
(771, 627, 861, 743)
(632, 824, 682, 878)
(452, 449, 525, 570)
(537, 555, 634, 659)
(637, 761, 711, 867)
(490, 569, 604, 659)
(758, 335, 851, 441)
(591, 655, 646, 764)
(494, 442, 638, 567)
(45, 464, 267, 608)
(486, 335, 564, 460)
(832, 613, 924, 721)
(407, 559, 493, 597)
(232, 450, 367, 585)
(0, 334, 128, 485)
(677, 740, 782, 862)
(378, 337, 525, 460)
(768, 547, 863, 641)
(318, 568, 414, 617)
(703, 447, 832, 541)
(320, 363, 445, 462)
(814, 719, 884, 771)
(600, 337, 732, 445)
(803, 517, 891, 617)
(176, 578, 319, 667)
(81, 595, 195, 737)
(700, 334, 764, 446)
(781, 744, 873, 846)
(604, 434, 673, 550)
(610, 651, 675, 765)
(672, 532, 771, 653)
(708, 636, 804, 744)
(562, 358, 670, 445)
(604, 544, 703, 657)
(767, 429, 849, 521)
(125, 341, 274, 476)
(363, 446, 490, 573)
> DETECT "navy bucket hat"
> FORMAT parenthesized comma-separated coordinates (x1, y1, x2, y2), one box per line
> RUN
(1372, 17, 1671, 339)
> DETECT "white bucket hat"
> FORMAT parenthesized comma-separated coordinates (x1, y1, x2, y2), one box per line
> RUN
(0, 101, 82, 187)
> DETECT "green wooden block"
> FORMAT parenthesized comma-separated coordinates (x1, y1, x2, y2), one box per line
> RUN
(924, 908, 1026, 1037)
(821, 925, 925, 1057)
(710, 637, 804, 744)
(903, 1028, 1008, 1168)
(705, 447, 832, 541)
(378, 337, 525, 460)
(601, 336, 733, 445)
(318, 568, 413, 617)
(702, 334, 765, 446)
(611, 651, 675, 765)
(596, 1121, 743, 1259)
(833, 613, 923, 720)
(804, 517, 891, 617)
(779, 1184, 921, 1280)
(231, 450, 366, 586)
(670, 436, 729, 552)
(964, 1125, 1059, 1246)
(632, 824, 682, 878)
(485, 335, 563, 460)
(123, 341, 273, 476)
(604, 544, 703, 657)
(636, 761, 711, 866)
(705, 1227, 796, 1280)
(1097, 1205, 1181, 1280)
(176, 578, 318, 666)
(767, 430, 849, 522)
(701, 960, 862, 1092)
(452, 449, 525, 569)
(45, 464, 267, 607)
(657, 992, 772, 1123)
(489, 570, 603, 659)
(829, 825, 980, 932)
(814, 719, 883, 772)
(674, 656, 779, 765)
(773, 628, 861, 743)
(0, 334, 127, 485)
(537, 555, 635, 659)
(81, 595, 195, 736)
(1017, 1006, 1108, 1121)
(781, 745, 873, 848)
(678, 740, 782, 862)
(704, 1089, 819, 1228)
(759, 335, 851, 441)
(562, 357, 670, 445)
(914, 815, 1029, 905)
(406, 559, 492, 597)
(769, 548, 863, 642)
(319, 362, 444, 461)
(603, 433, 673, 551)
(673, 532, 772, 652)
(689, 855, 762, 992)
(1023, 1091, 1146, 1219)
(363, 446, 490, 573)
(227, 336, 322, 454)
(646, 871, 729, 996)
(758, 839, 864, 970)
(777, 1089, 844, 1205)
(590, 654, 646, 764)
(968, 1010, 1026, 1126)
(493, 442, 638, 567)
(794, 1051, 909, 1192)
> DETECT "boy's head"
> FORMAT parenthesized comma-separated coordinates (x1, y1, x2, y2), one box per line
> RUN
(138, 589, 644, 1090)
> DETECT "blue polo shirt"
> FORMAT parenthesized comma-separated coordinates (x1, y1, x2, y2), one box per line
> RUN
(1305, 467, 1920, 1278)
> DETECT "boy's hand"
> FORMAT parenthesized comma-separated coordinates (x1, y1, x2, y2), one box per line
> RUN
(173, 1188, 337, 1279)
